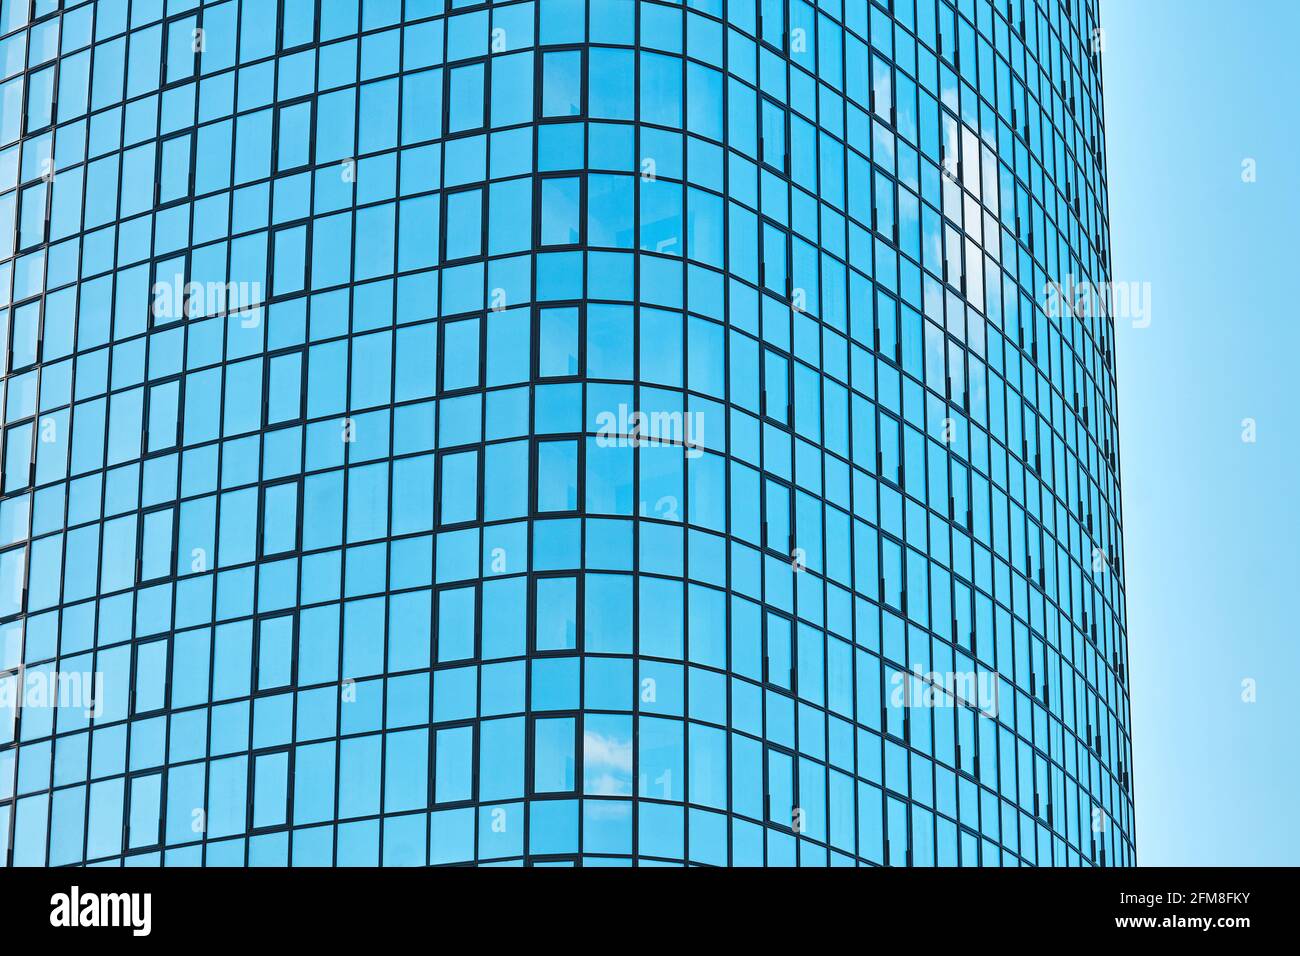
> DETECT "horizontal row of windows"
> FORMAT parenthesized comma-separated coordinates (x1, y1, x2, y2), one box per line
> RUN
(0, 0, 1110, 168)
(1, 297, 1127, 616)
(0, 0, 1118, 369)
(3, 142, 1123, 454)
(1, 592, 1134, 859)
(1, 433, 1124, 631)
(0, 529, 1133, 771)
(1, 786, 1132, 868)
(0, 640, 1126, 796)
(1, 331, 1120, 537)
(2, 51, 1110, 310)
(0, 418, 1125, 655)
(2, 56, 1113, 372)
(1, 578, 1121, 737)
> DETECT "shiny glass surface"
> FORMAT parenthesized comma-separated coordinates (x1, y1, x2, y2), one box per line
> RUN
(0, 0, 1132, 867)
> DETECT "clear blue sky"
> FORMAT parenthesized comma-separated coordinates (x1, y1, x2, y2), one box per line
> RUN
(1101, 0, 1300, 865)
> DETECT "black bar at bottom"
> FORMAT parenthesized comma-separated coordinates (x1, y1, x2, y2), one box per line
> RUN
(0, 866, 1287, 942)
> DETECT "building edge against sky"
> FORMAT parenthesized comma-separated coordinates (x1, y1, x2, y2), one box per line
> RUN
(0, 0, 1133, 866)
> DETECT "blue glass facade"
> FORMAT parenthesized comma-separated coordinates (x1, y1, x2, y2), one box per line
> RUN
(0, 0, 1132, 867)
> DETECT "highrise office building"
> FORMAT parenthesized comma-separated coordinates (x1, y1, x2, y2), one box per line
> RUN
(0, 0, 1132, 866)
